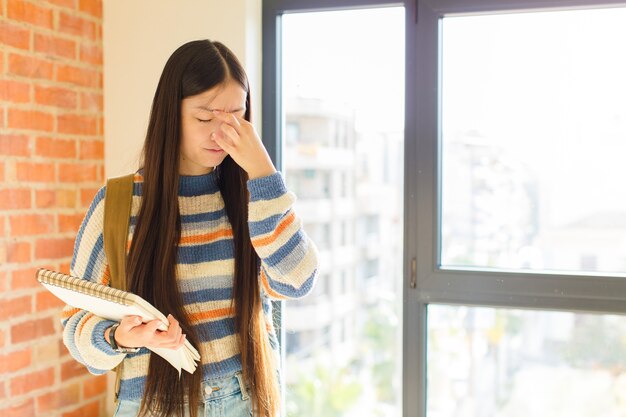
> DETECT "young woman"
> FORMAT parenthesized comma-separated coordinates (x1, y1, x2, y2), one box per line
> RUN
(61, 39, 319, 417)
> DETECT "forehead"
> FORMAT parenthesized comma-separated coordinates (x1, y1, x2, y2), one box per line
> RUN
(186, 82, 246, 112)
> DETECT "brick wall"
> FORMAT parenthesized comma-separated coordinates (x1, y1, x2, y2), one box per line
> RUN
(1, 0, 106, 415)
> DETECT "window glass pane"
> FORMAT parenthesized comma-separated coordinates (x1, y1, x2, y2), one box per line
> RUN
(428, 304, 626, 417)
(440, 8, 626, 274)
(282, 7, 405, 417)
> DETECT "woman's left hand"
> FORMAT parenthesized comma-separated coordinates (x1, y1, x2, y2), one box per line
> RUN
(211, 110, 277, 180)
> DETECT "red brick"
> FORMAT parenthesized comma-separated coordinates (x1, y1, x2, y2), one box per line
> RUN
(35, 136, 77, 158)
(0, 348, 32, 373)
(6, 241, 31, 263)
(0, 269, 6, 292)
(59, 213, 83, 233)
(80, 188, 99, 208)
(16, 161, 56, 182)
(58, 11, 96, 40)
(34, 85, 78, 109)
(36, 188, 77, 209)
(46, 0, 76, 8)
(0, 79, 30, 103)
(83, 374, 106, 398)
(61, 358, 89, 381)
(0, 189, 31, 210)
(0, 398, 35, 417)
(58, 113, 98, 135)
(8, 53, 54, 79)
(59, 261, 71, 273)
(36, 382, 81, 414)
(57, 64, 100, 88)
(79, 43, 102, 66)
(7, 0, 54, 30)
(12, 266, 51, 290)
(10, 214, 55, 236)
(0, 380, 4, 401)
(0, 329, 5, 348)
(1, 295, 32, 319)
(11, 317, 55, 344)
(79, 139, 103, 160)
(35, 190, 76, 208)
(0, 161, 4, 181)
(35, 335, 62, 365)
(34, 33, 76, 59)
(8, 108, 54, 131)
(0, 20, 30, 50)
(62, 400, 100, 417)
(78, 0, 101, 18)
(0, 134, 30, 156)
(36, 290, 65, 311)
(10, 367, 55, 396)
(35, 237, 74, 260)
(0, 217, 5, 240)
(79, 91, 103, 112)
(59, 163, 99, 182)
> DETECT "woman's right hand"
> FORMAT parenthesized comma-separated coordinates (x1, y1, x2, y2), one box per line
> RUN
(109, 314, 187, 350)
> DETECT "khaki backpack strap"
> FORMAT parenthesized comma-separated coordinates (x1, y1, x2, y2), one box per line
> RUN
(103, 172, 135, 405)
(103, 173, 135, 292)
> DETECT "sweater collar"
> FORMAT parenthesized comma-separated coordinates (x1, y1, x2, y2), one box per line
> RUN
(136, 168, 219, 196)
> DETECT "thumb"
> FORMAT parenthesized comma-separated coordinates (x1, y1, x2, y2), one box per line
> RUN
(121, 315, 142, 329)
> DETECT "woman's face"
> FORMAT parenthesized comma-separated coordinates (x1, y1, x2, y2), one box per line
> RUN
(179, 80, 247, 175)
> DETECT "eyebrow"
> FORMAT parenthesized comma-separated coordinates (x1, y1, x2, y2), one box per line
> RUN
(194, 106, 246, 113)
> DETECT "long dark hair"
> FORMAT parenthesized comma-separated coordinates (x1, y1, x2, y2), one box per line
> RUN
(127, 39, 279, 417)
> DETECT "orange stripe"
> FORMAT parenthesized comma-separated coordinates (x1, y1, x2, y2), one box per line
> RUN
(76, 312, 94, 336)
(61, 307, 82, 319)
(251, 212, 296, 247)
(189, 306, 235, 322)
(260, 268, 287, 300)
(180, 228, 233, 245)
(102, 265, 111, 287)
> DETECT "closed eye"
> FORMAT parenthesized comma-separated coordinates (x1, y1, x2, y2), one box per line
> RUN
(197, 118, 212, 123)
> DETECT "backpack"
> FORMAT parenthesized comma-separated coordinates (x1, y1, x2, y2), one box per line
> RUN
(103, 173, 135, 405)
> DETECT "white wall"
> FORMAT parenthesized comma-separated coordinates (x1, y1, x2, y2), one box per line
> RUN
(103, 0, 262, 178)
(101, 1, 261, 411)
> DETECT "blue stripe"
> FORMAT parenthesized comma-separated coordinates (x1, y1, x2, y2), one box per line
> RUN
(202, 354, 242, 378)
(265, 268, 316, 298)
(248, 213, 284, 236)
(71, 187, 105, 272)
(129, 208, 227, 227)
(195, 317, 236, 342)
(247, 172, 287, 202)
(177, 239, 234, 264)
(83, 234, 104, 282)
(118, 375, 147, 401)
(182, 287, 232, 304)
(263, 231, 304, 267)
(92, 318, 124, 356)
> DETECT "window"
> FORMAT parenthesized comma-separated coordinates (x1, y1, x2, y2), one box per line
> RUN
(263, 1, 626, 417)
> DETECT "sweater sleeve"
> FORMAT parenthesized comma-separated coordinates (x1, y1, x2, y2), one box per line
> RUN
(60, 185, 126, 374)
(247, 171, 319, 300)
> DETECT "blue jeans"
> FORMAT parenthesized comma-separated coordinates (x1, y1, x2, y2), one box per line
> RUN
(114, 372, 252, 417)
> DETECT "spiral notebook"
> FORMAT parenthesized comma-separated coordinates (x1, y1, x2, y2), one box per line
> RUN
(36, 268, 200, 377)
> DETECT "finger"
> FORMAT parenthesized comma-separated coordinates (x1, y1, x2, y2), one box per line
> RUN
(212, 111, 242, 132)
(212, 132, 234, 153)
(219, 123, 239, 144)
(147, 319, 163, 333)
(122, 316, 142, 329)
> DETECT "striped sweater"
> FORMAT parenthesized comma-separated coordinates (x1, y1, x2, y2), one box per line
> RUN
(61, 169, 318, 401)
